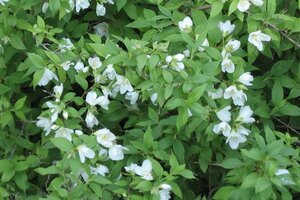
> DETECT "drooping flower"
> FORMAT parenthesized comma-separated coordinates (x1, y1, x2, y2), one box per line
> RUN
(183, 49, 190, 57)
(77, 144, 95, 163)
(75, 0, 90, 12)
(94, 128, 116, 148)
(225, 39, 241, 53)
(54, 127, 74, 141)
(53, 84, 63, 100)
(46, 102, 62, 122)
(213, 122, 231, 136)
(103, 64, 116, 80)
(42, 2, 49, 13)
(275, 169, 289, 176)
(237, 0, 263, 12)
(198, 38, 209, 52)
(216, 106, 231, 122)
(208, 88, 223, 99)
(150, 93, 158, 105)
(223, 85, 247, 106)
(36, 116, 52, 136)
(133, 159, 153, 181)
(38, 69, 58, 86)
(236, 106, 255, 123)
(226, 131, 247, 149)
(94, 22, 109, 38)
(218, 20, 235, 37)
(125, 163, 140, 174)
(235, 124, 251, 136)
(158, 184, 172, 200)
(59, 38, 74, 52)
(238, 72, 254, 86)
(90, 164, 109, 176)
(178, 17, 193, 32)
(115, 75, 134, 94)
(86, 91, 102, 106)
(165, 53, 185, 71)
(85, 110, 99, 128)
(88, 56, 102, 69)
(96, 3, 106, 16)
(221, 58, 235, 73)
(248, 30, 271, 51)
(125, 91, 139, 104)
(60, 61, 73, 71)
(74, 60, 85, 72)
(108, 144, 127, 161)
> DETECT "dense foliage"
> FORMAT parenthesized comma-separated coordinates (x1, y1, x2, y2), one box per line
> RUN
(0, 0, 300, 199)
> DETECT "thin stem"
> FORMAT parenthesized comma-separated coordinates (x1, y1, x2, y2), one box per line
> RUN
(273, 117, 300, 136)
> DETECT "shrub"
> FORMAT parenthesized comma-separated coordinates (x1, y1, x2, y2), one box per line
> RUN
(0, 0, 299, 199)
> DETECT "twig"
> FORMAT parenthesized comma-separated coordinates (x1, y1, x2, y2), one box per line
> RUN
(274, 117, 300, 136)
(197, 5, 212, 10)
(265, 22, 300, 49)
(9, 123, 26, 160)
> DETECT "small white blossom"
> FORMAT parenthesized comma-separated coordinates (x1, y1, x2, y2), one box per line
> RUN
(36, 117, 52, 136)
(151, 93, 158, 105)
(198, 38, 209, 52)
(236, 125, 251, 136)
(275, 169, 289, 176)
(208, 88, 223, 99)
(103, 64, 116, 80)
(237, 0, 251, 12)
(225, 39, 241, 53)
(54, 127, 74, 141)
(85, 110, 99, 128)
(108, 144, 127, 161)
(221, 58, 235, 73)
(74, 60, 85, 72)
(61, 61, 73, 71)
(0, 0, 9, 6)
(223, 85, 247, 106)
(38, 69, 58, 86)
(46, 102, 62, 122)
(134, 159, 153, 181)
(59, 38, 74, 53)
(75, 130, 83, 136)
(238, 72, 254, 86)
(115, 75, 134, 94)
(94, 22, 109, 38)
(90, 164, 109, 176)
(42, 2, 49, 13)
(62, 110, 68, 120)
(213, 122, 231, 136)
(125, 91, 139, 104)
(166, 53, 185, 71)
(96, 3, 106, 16)
(99, 148, 108, 157)
(94, 128, 116, 148)
(226, 131, 247, 149)
(75, 0, 90, 12)
(125, 163, 139, 173)
(248, 30, 271, 51)
(178, 17, 193, 32)
(86, 91, 102, 106)
(158, 184, 172, 200)
(88, 56, 102, 70)
(53, 84, 63, 100)
(218, 20, 235, 37)
(77, 144, 95, 163)
(183, 49, 190, 57)
(237, 106, 255, 123)
(216, 106, 231, 122)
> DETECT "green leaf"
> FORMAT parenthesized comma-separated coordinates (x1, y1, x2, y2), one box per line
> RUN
(221, 158, 243, 169)
(162, 70, 173, 83)
(267, 0, 276, 16)
(50, 138, 73, 152)
(75, 75, 88, 90)
(210, 1, 223, 18)
(9, 34, 26, 50)
(176, 107, 188, 130)
(13, 97, 26, 111)
(49, 0, 60, 14)
(33, 69, 45, 88)
(279, 103, 300, 116)
(241, 149, 264, 161)
(0, 84, 11, 95)
(116, 0, 127, 11)
(126, 18, 152, 28)
(35, 166, 60, 175)
(213, 186, 235, 200)
(180, 169, 195, 179)
(187, 84, 207, 105)
(28, 53, 46, 69)
(255, 178, 271, 193)
(143, 126, 154, 149)
(2, 169, 15, 182)
(272, 80, 283, 106)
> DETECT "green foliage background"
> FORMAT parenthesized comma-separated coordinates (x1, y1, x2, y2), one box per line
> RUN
(0, 0, 300, 199)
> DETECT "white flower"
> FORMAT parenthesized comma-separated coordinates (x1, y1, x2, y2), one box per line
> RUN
(86, 91, 102, 106)
(125, 163, 139, 173)
(107, 0, 114, 4)
(183, 49, 190, 57)
(236, 125, 251, 136)
(237, 0, 251, 12)
(208, 88, 223, 99)
(63, 110, 68, 119)
(99, 96, 110, 110)
(36, 117, 52, 136)
(90, 164, 109, 176)
(74, 60, 85, 72)
(178, 17, 193, 32)
(96, 3, 106, 16)
(46, 102, 61, 122)
(158, 184, 172, 200)
(250, 0, 264, 6)
(225, 39, 241, 53)
(223, 85, 247, 106)
(42, 2, 49, 13)
(103, 64, 116, 80)
(99, 148, 108, 157)
(134, 159, 153, 181)
(226, 131, 247, 149)
(108, 144, 127, 161)
(151, 93, 158, 105)
(94, 128, 116, 148)
(248, 30, 271, 51)
(0, 0, 9, 6)
(237, 106, 255, 123)
(80, 170, 89, 182)
(75, 130, 83, 136)
(216, 106, 231, 122)
(115, 75, 134, 94)
(218, 21, 235, 37)
(61, 61, 73, 71)
(221, 58, 235, 73)
(166, 53, 185, 71)
(77, 144, 95, 163)
(85, 110, 99, 128)
(88, 56, 102, 70)
(75, 0, 90, 12)
(275, 169, 289, 176)
(101, 87, 112, 98)
(187, 109, 193, 117)
(213, 122, 231, 136)
(94, 22, 109, 38)
(38, 69, 58, 86)
(198, 38, 209, 52)
(54, 127, 74, 141)
(53, 84, 63, 100)
(238, 72, 254, 86)
(59, 38, 74, 53)
(125, 91, 139, 104)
